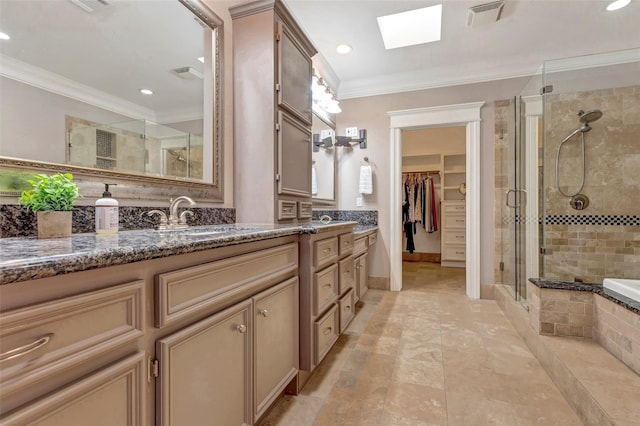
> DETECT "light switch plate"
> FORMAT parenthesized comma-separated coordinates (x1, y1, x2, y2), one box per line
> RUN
(356, 196, 363, 207)
(346, 127, 358, 137)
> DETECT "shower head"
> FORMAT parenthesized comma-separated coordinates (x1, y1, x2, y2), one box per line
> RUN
(578, 109, 603, 124)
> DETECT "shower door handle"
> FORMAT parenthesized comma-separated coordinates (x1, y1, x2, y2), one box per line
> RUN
(505, 189, 526, 208)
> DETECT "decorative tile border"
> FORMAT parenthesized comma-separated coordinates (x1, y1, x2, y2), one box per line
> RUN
(502, 214, 640, 226)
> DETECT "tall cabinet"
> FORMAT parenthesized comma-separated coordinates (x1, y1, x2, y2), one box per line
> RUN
(231, 0, 317, 223)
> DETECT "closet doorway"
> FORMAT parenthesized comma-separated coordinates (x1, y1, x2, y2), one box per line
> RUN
(401, 127, 466, 272)
(389, 102, 484, 299)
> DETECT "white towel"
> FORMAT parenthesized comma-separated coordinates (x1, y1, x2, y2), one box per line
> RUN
(311, 165, 318, 195)
(359, 164, 373, 194)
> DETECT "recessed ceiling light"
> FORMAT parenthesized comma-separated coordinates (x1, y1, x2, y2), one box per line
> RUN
(336, 43, 352, 55)
(140, 88, 153, 95)
(197, 56, 204, 63)
(606, 0, 630, 10)
(0, 31, 10, 40)
(377, 4, 442, 50)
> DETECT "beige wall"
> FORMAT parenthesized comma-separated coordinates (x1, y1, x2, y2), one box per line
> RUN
(335, 77, 531, 283)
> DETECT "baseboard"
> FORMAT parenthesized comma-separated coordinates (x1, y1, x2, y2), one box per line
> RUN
(402, 252, 441, 263)
(368, 276, 389, 290)
(480, 283, 495, 300)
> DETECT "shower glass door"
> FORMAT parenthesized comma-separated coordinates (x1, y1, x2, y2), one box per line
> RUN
(499, 72, 542, 302)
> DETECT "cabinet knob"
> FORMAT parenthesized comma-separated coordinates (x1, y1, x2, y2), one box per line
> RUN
(323, 283, 332, 289)
(236, 324, 247, 333)
(259, 309, 269, 317)
(345, 305, 351, 311)
(323, 248, 331, 254)
(323, 327, 332, 335)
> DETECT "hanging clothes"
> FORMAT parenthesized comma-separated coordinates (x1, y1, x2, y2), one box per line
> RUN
(402, 171, 440, 251)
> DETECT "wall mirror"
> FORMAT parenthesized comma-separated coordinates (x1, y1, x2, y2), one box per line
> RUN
(0, 0, 223, 202)
(311, 112, 336, 205)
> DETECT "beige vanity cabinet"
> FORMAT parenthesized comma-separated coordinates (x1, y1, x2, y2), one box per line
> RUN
(296, 224, 356, 391)
(1, 234, 301, 426)
(0, 280, 146, 424)
(156, 299, 253, 426)
(153, 238, 300, 426)
(231, 0, 317, 223)
(355, 253, 369, 300)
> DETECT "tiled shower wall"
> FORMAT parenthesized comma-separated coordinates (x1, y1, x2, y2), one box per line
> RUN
(544, 85, 640, 283)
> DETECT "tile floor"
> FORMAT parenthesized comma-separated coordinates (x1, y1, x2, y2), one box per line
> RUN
(259, 262, 582, 425)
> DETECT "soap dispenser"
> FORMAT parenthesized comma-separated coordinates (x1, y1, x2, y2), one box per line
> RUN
(96, 183, 119, 234)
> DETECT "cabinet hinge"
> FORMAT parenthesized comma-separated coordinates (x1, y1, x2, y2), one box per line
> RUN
(275, 123, 280, 131)
(540, 85, 553, 95)
(499, 261, 504, 271)
(275, 31, 281, 41)
(275, 83, 281, 92)
(148, 357, 159, 381)
(275, 174, 281, 182)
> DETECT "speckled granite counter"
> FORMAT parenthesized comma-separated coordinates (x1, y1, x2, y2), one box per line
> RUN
(353, 225, 378, 237)
(0, 222, 366, 285)
(529, 278, 640, 314)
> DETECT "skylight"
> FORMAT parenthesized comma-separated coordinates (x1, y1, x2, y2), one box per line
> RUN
(377, 4, 442, 50)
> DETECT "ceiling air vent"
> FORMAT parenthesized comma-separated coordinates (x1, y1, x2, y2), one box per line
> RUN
(69, 0, 111, 14)
(466, 1, 505, 27)
(172, 67, 204, 80)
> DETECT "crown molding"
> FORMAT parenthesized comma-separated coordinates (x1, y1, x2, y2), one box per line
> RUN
(0, 55, 156, 121)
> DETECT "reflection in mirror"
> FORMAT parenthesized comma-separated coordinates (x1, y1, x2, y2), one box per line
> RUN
(0, 0, 223, 200)
(311, 113, 336, 204)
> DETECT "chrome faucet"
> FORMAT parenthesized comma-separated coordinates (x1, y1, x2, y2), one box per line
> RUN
(147, 196, 196, 230)
(169, 196, 196, 228)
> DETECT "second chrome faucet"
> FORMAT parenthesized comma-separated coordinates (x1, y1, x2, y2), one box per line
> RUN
(148, 196, 196, 230)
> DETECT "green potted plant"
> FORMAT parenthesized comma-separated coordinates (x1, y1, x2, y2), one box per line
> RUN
(19, 173, 80, 238)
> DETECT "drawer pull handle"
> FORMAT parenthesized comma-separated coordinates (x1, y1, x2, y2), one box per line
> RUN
(323, 327, 332, 335)
(323, 283, 332, 289)
(323, 248, 331, 254)
(456, 251, 464, 255)
(236, 324, 247, 334)
(456, 219, 464, 223)
(456, 235, 464, 238)
(258, 309, 269, 317)
(0, 333, 53, 362)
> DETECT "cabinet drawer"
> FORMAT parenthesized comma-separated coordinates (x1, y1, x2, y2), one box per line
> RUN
(278, 200, 297, 220)
(1, 351, 146, 426)
(443, 203, 466, 214)
(353, 237, 368, 256)
(313, 304, 339, 366)
(0, 281, 144, 406)
(298, 201, 313, 219)
(443, 245, 466, 261)
(156, 243, 298, 327)
(338, 289, 355, 333)
(313, 236, 338, 269)
(368, 232, 377, 246)
(443, 230, 466, 245)
(338, 256, 355, 294)
(338, 232, 354, 256)
(312, 264, 339, 317)
(444, 214, 466, 228)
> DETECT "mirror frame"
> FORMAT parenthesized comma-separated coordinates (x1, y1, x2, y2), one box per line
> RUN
(0, 0, 224, 203)
(311, 112, 337, 207)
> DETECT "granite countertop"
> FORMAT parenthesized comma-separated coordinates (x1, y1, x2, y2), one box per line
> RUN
(302, 221, 359, 233)
(529, 278, 640, 315)
(353, 225, 378, 237)
(0, 221, 365, 285)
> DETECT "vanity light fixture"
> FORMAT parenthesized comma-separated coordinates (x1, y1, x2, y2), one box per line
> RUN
(312, 74, 341, 114)
(336, 43, 352, 54)
(139, 88, 153, 95)
(606, 0, 630, 10)
(0, 31, 10, 40)
(197, 56, 205, 63)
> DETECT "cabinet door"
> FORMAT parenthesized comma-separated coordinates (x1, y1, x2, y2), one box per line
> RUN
(156, 300, 252, 426)
(276, 21, 312, 124)
(1, 352, 146, 426)
(253, 277, 299, 422)
(357, 253, 368, 299)
(277, 110, 311, 197)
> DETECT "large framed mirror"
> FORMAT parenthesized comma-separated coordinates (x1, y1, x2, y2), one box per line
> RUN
(0, 0, 223, 202)
(311, 112, 336, 205)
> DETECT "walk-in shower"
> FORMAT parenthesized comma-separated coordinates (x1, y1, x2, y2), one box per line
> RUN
(554, 109, 603, 209)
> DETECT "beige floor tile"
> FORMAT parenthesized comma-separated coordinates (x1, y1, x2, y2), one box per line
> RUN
(261, 262, 584, 426)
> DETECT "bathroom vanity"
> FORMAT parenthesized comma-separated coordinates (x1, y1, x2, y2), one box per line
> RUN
(0, 222, 377, 425)
(0, 226, 301, 425)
